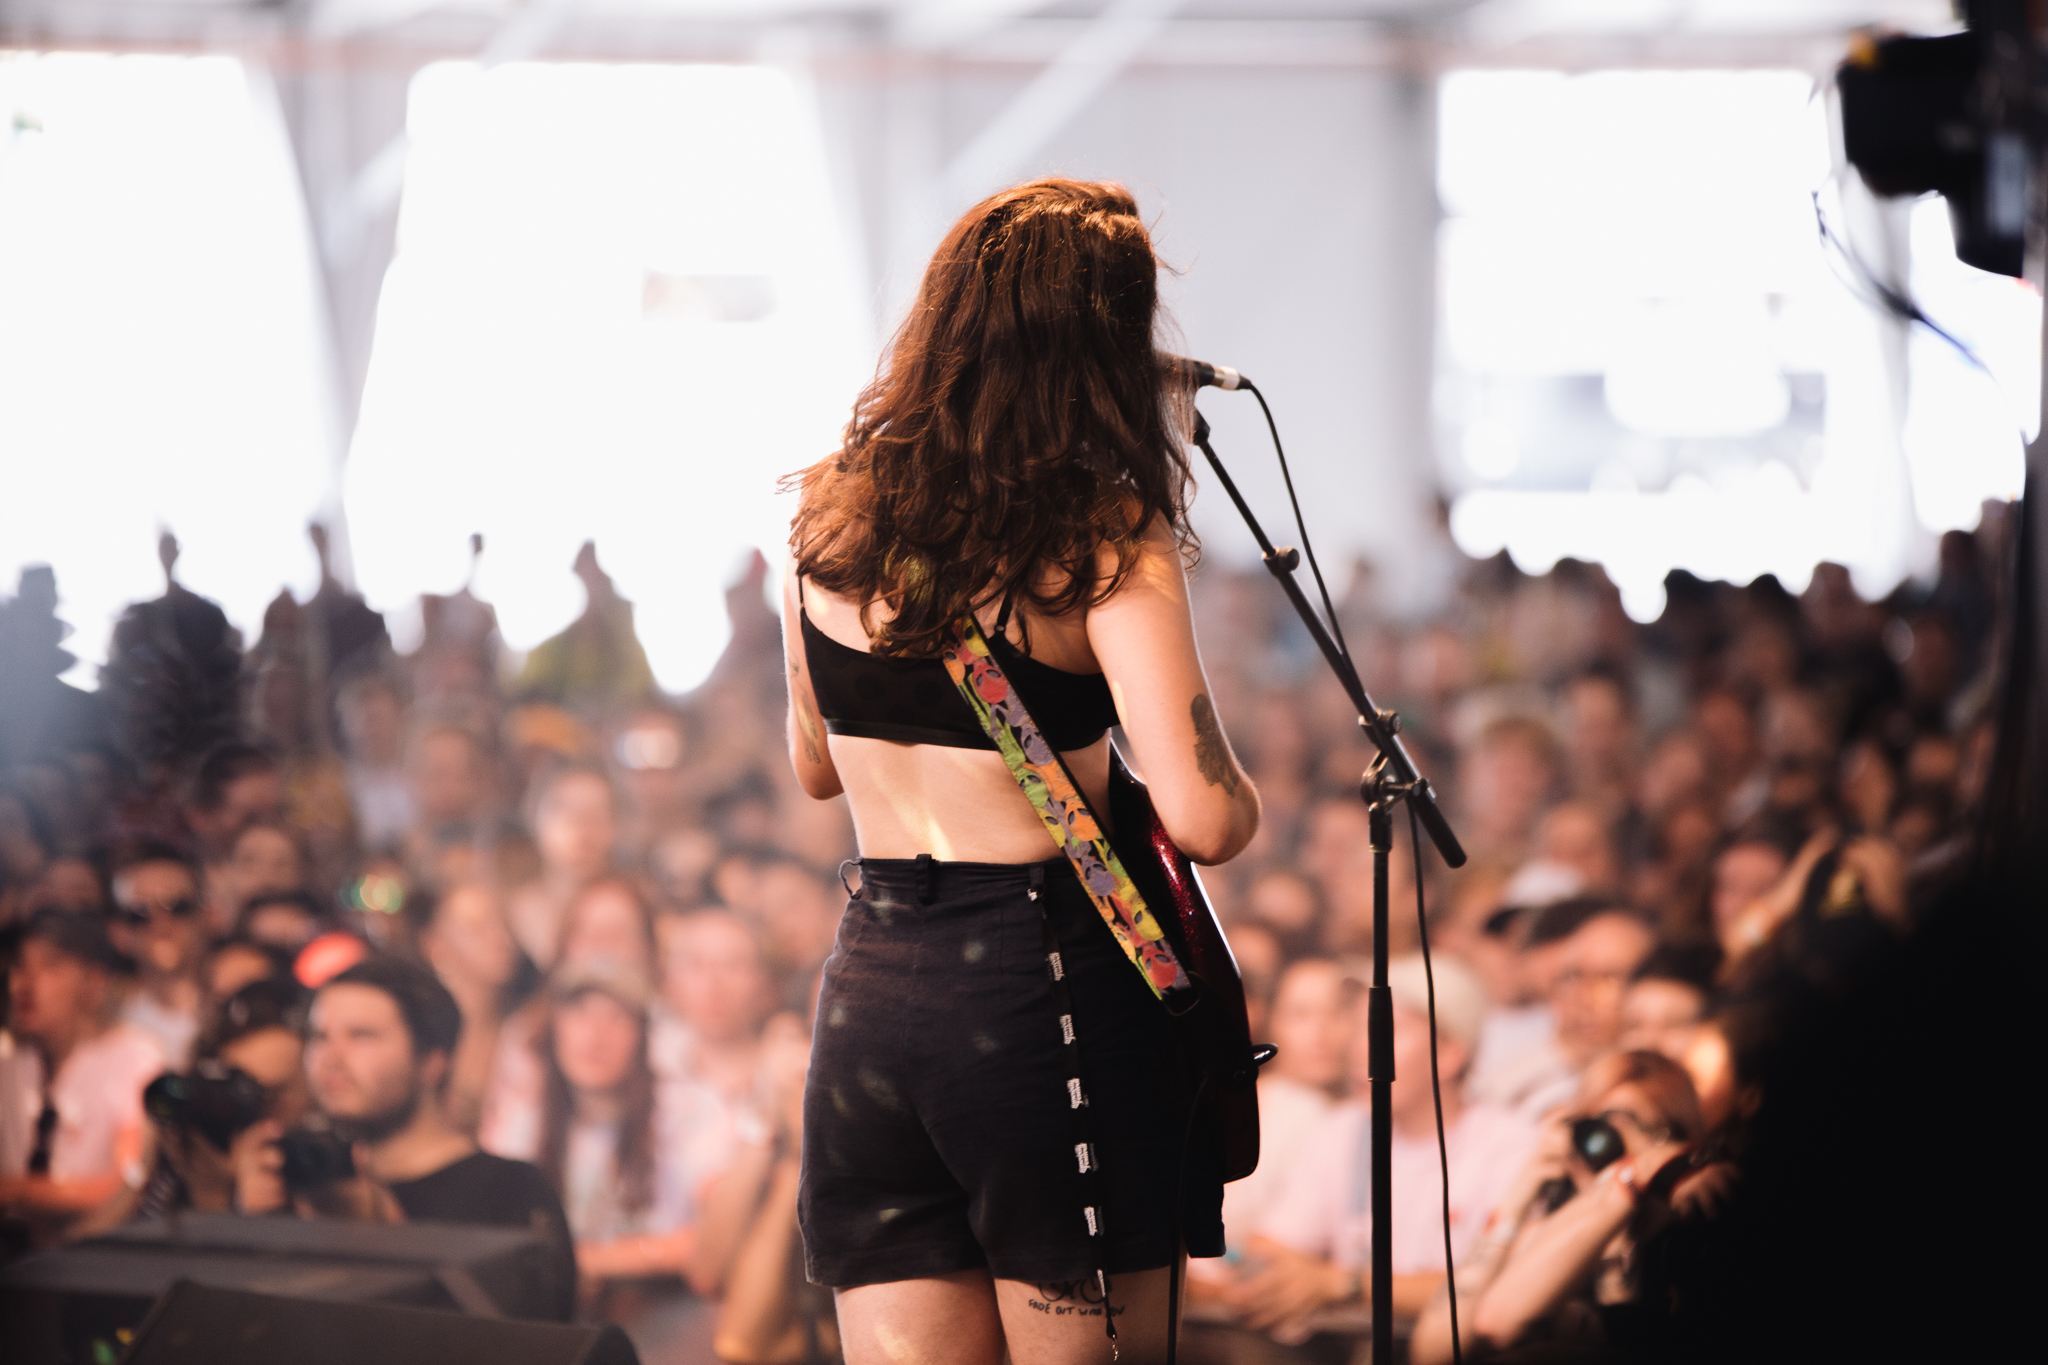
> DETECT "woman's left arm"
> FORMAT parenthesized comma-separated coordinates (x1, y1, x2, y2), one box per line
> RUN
(1468, 1143, 1688, 1349)
(781, 555, 843, 801)
(1086, 516, 1259, 864)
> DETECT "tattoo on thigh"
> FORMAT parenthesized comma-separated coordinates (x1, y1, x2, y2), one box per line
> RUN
(1024, 1279, 1122, 1319)
(1191, 693, 1240, 794)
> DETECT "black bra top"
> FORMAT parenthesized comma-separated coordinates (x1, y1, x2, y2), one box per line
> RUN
(798, 581, 1119, 751)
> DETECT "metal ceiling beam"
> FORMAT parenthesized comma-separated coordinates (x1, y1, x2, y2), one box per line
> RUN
(940, 0, 1183, 208)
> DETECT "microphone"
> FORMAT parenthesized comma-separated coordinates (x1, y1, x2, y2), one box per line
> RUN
(1164, 353, 1250, 392)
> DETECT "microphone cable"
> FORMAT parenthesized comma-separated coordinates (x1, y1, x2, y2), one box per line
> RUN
(1226, 376, 1463, 1364)
(1239, 378, 1352, 663)
(1413, 803, 1463, 1365)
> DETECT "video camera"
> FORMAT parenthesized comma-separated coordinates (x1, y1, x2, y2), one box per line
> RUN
(1839, 1, 2040, 277)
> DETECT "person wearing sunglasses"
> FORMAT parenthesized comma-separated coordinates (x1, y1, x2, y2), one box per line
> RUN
(107, 842, 208, 1069)
(1409, 1049, 1738, 1365)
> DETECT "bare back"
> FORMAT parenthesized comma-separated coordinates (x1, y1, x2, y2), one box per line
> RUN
(782, 513, 1259, 867)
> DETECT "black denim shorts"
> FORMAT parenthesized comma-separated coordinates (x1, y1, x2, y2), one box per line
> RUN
(798, 854, 1224, 1289)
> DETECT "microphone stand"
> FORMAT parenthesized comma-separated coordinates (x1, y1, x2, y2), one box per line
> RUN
(1190, 410, 1467, 1365)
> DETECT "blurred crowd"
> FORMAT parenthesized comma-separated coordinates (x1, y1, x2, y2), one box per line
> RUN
(0, 499, 2012, 1365)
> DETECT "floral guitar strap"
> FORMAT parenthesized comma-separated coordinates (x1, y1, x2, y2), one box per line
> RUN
(941, 613, 1193, 1003)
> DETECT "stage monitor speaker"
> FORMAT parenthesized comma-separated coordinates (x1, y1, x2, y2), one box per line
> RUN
(0, 1213, 568, 1364)
(119, 1281, 638, 1365)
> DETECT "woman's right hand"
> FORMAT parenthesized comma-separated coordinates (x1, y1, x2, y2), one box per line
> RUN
(1498, 1109, 1576, 1225)
(230, 1120, 286, 1215)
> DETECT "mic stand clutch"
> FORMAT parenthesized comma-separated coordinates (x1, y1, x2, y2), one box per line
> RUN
(1189, 409, 1467, 1365)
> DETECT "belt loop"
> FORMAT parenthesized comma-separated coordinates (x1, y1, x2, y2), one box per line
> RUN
(837, 858, 861, 899)
(1028, 863, 1045, 901)
(916, 852, 935, 904)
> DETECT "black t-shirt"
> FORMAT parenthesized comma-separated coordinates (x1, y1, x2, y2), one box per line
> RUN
(388, 1151, 576, 1321)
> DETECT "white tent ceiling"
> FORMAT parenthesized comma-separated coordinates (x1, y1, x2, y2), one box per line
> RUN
(1, 1, 1958, 62)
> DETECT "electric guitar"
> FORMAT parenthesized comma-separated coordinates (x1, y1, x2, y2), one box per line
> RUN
(1106, 748, 1269, 1183)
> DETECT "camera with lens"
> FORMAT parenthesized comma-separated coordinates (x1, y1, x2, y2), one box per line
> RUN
(1571, 1116, 1627, 1173)
(1535, 1116, 1632, 1213)
(1838, 3, 2041, 278)
(142, 1063, 268, 1151)
(277, 1123, 356, 1192)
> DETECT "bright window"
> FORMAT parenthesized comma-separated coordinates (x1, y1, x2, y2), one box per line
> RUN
(1437, 69, 2033, 619)
(344, 60, 872, 691)
(0, 52, 337, 682)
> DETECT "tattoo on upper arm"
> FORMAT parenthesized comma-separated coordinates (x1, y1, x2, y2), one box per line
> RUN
(789, 659, 824, 764)
(1191, 693, 1240, 794)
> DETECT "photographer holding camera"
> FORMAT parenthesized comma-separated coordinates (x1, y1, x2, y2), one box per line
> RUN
(232, 956, 576, 1320)
(1409, 1049, 1737, 1365)
(73, 976, 313, 1235)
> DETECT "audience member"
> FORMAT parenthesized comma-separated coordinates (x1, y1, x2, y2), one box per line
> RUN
(236, 889, 331, 954)
(1458, 716, 1562, 866)
(77, 976, 311, 1233)
(717, 851, 838, 1005)
(185, 744, 286, 853)
(422, 881, 533, 1134)
(1463, 895, 1609, 1113)
(1545, 907, 1657, 1104)
(0, 910, 163, 1242)
(1226, 956, 1534, 1344)
(0, 786, 54, 923)
(220, 823, 307, 925)
(0, 509, 1995, 1362)
(1531, 802, 1622, 898)
(200, 936, 292, 1009)
(1215, 958, 1350, 1253)
(1708, 825, 1795, 954)
(405, 723, 494, 874)
(232, 957, 577, 1319)
(108, 843, 207, 1066)
(24, 854, 105, 915)
(1410, 1050, 1735, 1365)
(1240, 869, 1323, 960)
(1618, 943, 1719, 1064)
(609, 705, 694, 863)
(509, 763, 620, 970)
(339, 673, 415, 851)
(711, 1015, 830, 1365)
(489, 964, 697, 1287)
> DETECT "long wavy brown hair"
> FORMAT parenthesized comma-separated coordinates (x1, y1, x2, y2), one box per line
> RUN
(534, 987, 657, 1216)
(787, 178, 1195, 659)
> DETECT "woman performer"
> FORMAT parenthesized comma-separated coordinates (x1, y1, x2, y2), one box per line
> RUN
(781, 178, 1262, 1365)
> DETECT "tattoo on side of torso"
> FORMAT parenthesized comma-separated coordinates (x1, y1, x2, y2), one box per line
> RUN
(1191, 693, 1239, 794)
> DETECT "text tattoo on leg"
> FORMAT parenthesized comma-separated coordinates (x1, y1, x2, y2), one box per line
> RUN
(1026, 1280, 1123, 1318)
(1191, 693, 1240, 794)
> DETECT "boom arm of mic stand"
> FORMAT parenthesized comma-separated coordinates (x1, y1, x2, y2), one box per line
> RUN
(1190, 410, 1467, 868)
